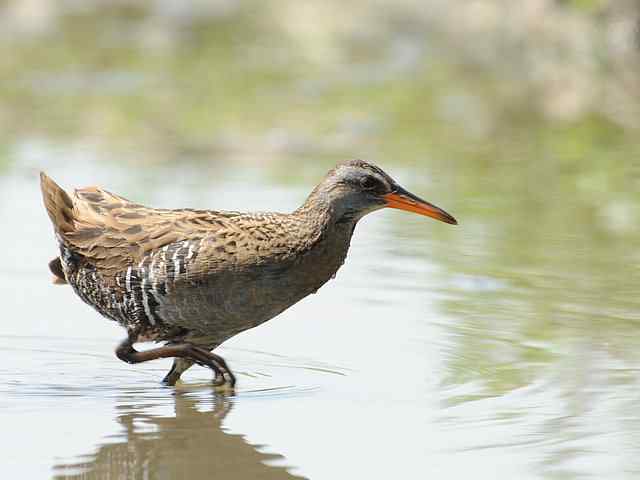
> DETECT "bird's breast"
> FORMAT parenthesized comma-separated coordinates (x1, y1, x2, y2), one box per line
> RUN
(158, 221, 355, 336)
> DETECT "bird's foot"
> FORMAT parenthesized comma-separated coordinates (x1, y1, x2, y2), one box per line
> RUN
(161, 362, 183, 386)
(212, 379, 235, 393)
(207, 351, 236, 389)
(212, 373, 226, 387)
(188, 349, 236, 389)
(211, 368, 236, 390)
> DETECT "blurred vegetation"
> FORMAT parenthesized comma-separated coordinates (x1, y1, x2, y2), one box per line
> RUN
(0, 0, 638, 168)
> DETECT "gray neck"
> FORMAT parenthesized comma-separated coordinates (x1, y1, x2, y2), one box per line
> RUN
(292, 192, 360, 279)
(294, 185, 365, 230)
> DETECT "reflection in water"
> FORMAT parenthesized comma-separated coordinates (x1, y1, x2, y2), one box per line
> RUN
(3, 156, 639, 479)
(53, 390, 302, 480)
(2, 108, 640, 478)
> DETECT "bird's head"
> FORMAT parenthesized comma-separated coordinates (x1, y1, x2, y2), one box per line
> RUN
(307, 159, 457, 225)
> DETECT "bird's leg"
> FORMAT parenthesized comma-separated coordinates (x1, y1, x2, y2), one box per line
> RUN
(207, 351, 236, 388)
(162, 352, 235, 387)
(162, 358, 195, 386)
(161, 334, 236, 387)
(115, 337, 227, 386)
(182, 345, 236, 388)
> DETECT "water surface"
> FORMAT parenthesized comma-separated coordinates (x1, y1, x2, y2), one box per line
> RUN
(1, 146, 639, 479)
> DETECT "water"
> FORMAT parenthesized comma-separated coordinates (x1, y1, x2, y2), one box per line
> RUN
(1, 141, 639, 479)
(2, 2, 640, 479)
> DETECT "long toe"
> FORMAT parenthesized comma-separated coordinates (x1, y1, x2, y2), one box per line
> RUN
(226, 370, 237, 388)
(212, 375, 227, 387)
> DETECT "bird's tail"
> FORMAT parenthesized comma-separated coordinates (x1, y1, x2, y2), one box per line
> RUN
(40, 172, 76, 235)
(40, 172, 74, 285)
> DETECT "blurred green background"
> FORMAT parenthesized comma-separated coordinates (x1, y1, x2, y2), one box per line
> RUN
(2, 0, 639, 167)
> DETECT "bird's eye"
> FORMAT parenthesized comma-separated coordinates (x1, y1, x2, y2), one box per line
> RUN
(359, 176, 378, 190)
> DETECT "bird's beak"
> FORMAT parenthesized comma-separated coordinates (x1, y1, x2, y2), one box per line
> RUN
(383, 186, 458, 225)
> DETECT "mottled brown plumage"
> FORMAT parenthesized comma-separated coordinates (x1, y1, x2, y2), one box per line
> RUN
(40, 160, 457, 387)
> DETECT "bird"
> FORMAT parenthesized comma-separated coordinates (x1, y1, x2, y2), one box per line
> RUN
(40, 160, 457, 387)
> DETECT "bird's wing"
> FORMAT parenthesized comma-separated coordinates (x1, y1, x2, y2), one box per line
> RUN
(40, 172, 241, 275)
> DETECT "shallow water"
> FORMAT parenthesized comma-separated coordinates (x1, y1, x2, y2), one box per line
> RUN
(1, 142, 639, 479)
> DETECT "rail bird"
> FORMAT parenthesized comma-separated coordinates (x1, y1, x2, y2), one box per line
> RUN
(40, 160, 457, 387)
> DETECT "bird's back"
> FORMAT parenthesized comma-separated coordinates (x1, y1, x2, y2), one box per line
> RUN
(40, 173, 351, 343)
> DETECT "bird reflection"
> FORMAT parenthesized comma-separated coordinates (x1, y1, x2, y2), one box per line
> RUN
(53, 389, 302, 479)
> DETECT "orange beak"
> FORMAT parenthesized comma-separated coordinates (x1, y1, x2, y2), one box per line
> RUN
(383, 187, 457, 225)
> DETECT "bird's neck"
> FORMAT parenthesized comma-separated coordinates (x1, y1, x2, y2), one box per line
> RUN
(295, 184, 364, 228)
(292, 192, 359, 270)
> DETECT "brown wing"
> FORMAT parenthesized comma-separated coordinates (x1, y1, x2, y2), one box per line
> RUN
(40, 172, 239, 275)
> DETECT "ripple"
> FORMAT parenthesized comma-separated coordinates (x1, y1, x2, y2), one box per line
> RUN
(0, 335, 346, 407)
